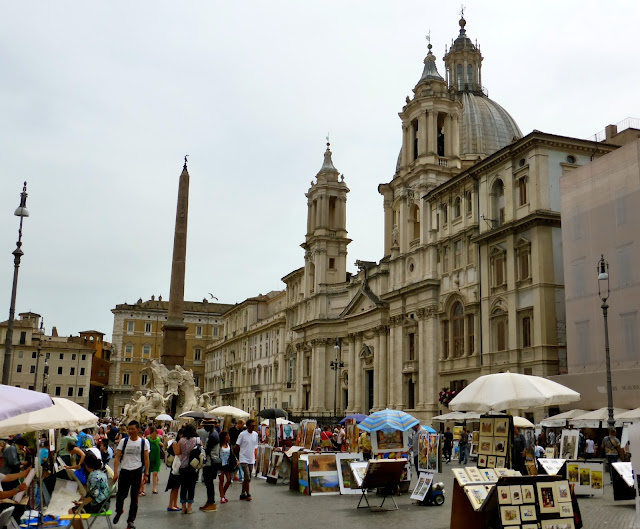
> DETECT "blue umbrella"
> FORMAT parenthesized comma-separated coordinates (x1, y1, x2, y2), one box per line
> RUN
(339, 414, 368, 425)
(421, 424, 437, 433)
(357, 408, 420, 433)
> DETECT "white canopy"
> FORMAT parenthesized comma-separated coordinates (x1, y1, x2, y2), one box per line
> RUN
(431, 411, 481, 422)
(0, 397, 98, 437)
(260, 418, 294, 426)
(449, 372, 580, 412)
(513, 416, 535, 428)
(209, 406, 250, 420)
(568, 407, 630, 428)
(0, 384, 53, 421)
(615, 407, 640, 422)
(539, 409, 590, 428)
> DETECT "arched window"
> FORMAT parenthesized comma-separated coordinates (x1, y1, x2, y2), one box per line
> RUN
(467, 64, 473, 86)
(452, 302, 464, 358)
(492, 308, 508, 352)
(457, 64, 463, 90)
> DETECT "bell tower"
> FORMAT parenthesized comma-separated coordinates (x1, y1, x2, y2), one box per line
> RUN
(301, 141, 350, 297)
(443, 16, 484, 94)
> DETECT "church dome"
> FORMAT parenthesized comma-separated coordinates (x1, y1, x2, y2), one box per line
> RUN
(459, 92, 522, 157)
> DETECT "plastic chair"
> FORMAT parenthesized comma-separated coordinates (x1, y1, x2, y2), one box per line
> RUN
(0, 506, 20, 529)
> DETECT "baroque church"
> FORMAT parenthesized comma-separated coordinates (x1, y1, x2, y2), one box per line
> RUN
(204, 17, 617, 423)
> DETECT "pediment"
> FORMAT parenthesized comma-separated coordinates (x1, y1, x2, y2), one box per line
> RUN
(340, 287, 386, 318)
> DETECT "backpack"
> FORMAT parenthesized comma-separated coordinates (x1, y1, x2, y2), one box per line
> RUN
(189, 441, 205, 470)
(122, 437, 146, 468)
(78, 433, 93, 449)
(165, 442, 175, 468)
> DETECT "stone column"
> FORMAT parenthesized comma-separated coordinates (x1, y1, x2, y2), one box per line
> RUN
(296, 345, 305, 412)
(315, 197, 322, 228)
(388, 320, 398, 407)
(401, 125, 409, 167)
(316, 340, 327, 412)
(417, 309, 427, 410)
(393, 319, 404, 408)
(418, 111, 427, 156)
(427, 111, 436, 153)
(346, 335, 356, 412)
(339, 196, 347, 232)
(354, 333, 363, 413)
(383, 197, 393, 256)
(307, 201, 313, 234)
(424, 307, 439, 415)
(373, 330, 380, 411)
(377, 326, 388, 409)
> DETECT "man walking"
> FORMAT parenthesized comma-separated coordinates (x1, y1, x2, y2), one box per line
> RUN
(199, 419, 220, 512)
(443, 427, 453, 463)
(229, 420, 244, 482)
(458, 427, 469, 465)
(113, 421, 150, 529)
(235, 419, 258, 501)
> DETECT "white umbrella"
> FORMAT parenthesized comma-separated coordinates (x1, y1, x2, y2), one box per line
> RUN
(431, 411, 481, 422)
(209, 406, 250, 420)
(154, 413, 173, 421)
(449, 372, 580, 413)
(615, 407, 640, 423)
(0, 397, 98, 436)
(513, 416, 535, 428)
(568, 407, 630, 428)
(260, 418, 294, 426)
(539, 409, 589, 428)
(0, 384, 53, 421)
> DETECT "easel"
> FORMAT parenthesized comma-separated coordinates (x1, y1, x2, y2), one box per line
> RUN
(354, 459, 406, 512)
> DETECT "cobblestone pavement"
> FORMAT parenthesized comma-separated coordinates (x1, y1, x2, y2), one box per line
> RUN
(84, 462, 635, 529)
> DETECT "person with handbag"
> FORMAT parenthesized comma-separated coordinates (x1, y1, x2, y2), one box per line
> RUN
(164, 429, 183, 512)
(172, 425, 201, 514)
(218, 431, 236, 504)
(601, 428, 623, 484)
(199, 419, 220, 512)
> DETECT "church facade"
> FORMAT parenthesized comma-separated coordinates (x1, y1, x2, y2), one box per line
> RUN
(204, 17, 617, 423)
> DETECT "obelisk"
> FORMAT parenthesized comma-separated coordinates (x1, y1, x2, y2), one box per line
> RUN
(161, 156, 190, 367)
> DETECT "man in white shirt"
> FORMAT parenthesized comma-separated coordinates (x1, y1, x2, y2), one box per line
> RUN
(235, 419, 258, 501)
(113, 421, 150, 529)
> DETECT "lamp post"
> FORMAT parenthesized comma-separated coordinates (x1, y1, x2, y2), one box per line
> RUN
(329, 339, 344, 419)
(597, 255, 615, 431)
(2, 182, 29, 386)
(33, 340, 42, 391)
(42, 358, 49, 395)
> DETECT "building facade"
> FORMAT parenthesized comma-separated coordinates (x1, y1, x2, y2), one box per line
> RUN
(107, 296, 233, 416)
(0, 312, 97, 408)
(553, 124, 640, 410)
(203, 17, 624, 423)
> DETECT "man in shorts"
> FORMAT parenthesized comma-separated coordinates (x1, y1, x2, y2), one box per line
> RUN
(234, 419, 258, 501)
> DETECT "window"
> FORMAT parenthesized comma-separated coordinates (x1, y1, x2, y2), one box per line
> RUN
(196, 325, 202, 337)
(492, 179, 505, 227)
(30, 365, 35, 374)
(454, 197, 462, 218)
(57, 366, 62, 375)
(412, 119, 419, 161)
(80, 367, 85, 376)
(493, 309, 508, 352)
(572, 258, 586, 298)
(16, 364, 22, 373)
(411, 204, 420, 241)
(617, 244, 633, 287)
(70, 367, 75, 376)
(213, 327, 219, 337)
(18, 351, 23, 358)
(67, 387, 74, 397)
(81, 354, 86, 361)
(467, 314, 475, 355)
(454, 240, 463, 269)
(495, 255, 505, 285)
(467, 64, 472, 85)
(329, 258, 336, 269)
(194, 376, 200, 387)
(55, 386, 61, 396)
(442, 246, 449, 272)
(621, 312, 638, 358)
(141, 373, 148, 386)
(59, 353, 64, 360)
(442, 321, 450, 359)
(127, 321, 134, 333)
(122, 373, 130, 385)
(467, 237, 475, 264)
(442, 204, 448, 224)
(46, 352, 50, 360)
(452, 302, 464, 358)
(408, 333, 415, 360)
(194, 348, 202, 361)
(305, 355, 311, 376)
(466, 192, 473, 215)
(517, 176, 528, 206)
(457, 64, 463, 90)
(72, 354, 76, 361)
(98, 370, 105, 377)
(615, 191, 627, 226)
(142, 345, 151, 358)
(76, 387, 83, 397)
(517, 241, 531, 282)
(32, 351, 37, 359)
(522, 316, 532, 348)
(288, 355, 295, 382)
(124, 344, 133, 362)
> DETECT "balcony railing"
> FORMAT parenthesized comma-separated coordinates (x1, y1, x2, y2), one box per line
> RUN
(219, 387, 234, 395)
(250, 384, 261, 392)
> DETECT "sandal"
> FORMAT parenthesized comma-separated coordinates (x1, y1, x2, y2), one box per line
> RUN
(139, 491, 146, 496)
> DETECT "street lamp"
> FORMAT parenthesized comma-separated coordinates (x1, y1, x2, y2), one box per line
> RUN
(329, 339, 344, 419)
(42, 358, 49, 395)
(597, 255, 615, 431)
(2, 182, 29, 386)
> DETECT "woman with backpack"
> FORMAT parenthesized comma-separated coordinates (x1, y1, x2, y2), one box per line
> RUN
(172, 424, 202, 514)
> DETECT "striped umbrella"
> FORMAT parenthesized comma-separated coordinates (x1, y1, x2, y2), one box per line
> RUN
(357, 408, 419, 432)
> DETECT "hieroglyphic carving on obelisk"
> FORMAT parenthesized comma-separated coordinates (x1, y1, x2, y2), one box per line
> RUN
(161, 156, 190, 367)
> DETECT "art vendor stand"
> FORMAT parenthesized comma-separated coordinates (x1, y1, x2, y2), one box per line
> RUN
(350, 459, 406, 512)
(611, 462, 636, 501)
(476, 415, 513, 469)
(538, 459, 605, 496)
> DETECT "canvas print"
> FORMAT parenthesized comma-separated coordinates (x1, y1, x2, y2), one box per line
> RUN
(537, 483, 558, 513)
(467, 466, 484, 481)
(418, 430, 429, 471)
(452, 468, 470, 485)
(310, 473, 340, 495)
(376, 429, 404, 450)
(497, 485, 511, 504)
(556, 481, 571, 502)
(427, 433, 440, 472)
(494, 418, 509, 437)
(487, 455, 496, 468)
(267, 452, 283, 479)
(268, 419, 277, 447)
(591, 470, 603, 489)
(500, 505, 521, 525)
(336, 453, 363, 494)
(567, 463, 579, 483)
(545, 447, 555, 458)
(496, 457, 506, 468)
(349, 461, 368, 488)
(479, 436, 493, 455)
(579, 468, 591, 486)
(494, 437, 508, 456)
(410, 471, 434, 501)
(298, 455, 309, 494)
(345, 420, 357, 452)
(481, 468, 498, 481)
(308, 454, 338, 473)
(520, 504, 537, 522)
(510, 485, 523, 504)
(465, 484, 489, 510)
(478, 454, 487, 467)
(559, 502, 574, 517)
(495, 467, 509, 478)
(560, 429, 579, 459)
(480, 418, 494, 436)
(521, 484, 535, 503)
(303, 420, 317, 450)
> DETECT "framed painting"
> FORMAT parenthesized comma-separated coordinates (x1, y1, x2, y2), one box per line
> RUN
(521, 484, 535, 503)
(349, 461, 368, 488)
(309, 473, 340, 495)
(560, 429, 579, 460)
(500, 505, 521, 525)
(559, 501, 574, 517)
(494, 417, 509, 437)
(410, 471, 434, 501)
(308, 454, 338, 473)
(487, 455, 496, 468)
(479, 418, 494, 436)
(555, 481, 571, 502)
(541, 520, 575, 529)
(537, 482, 559, 514)
(336, 453, 363, 494)
(509, 484, 523, 504)
(493, 437, 508, 457)
(478, 436, 493, 455)
(465, 485, 489, 510)
(520, 504, 537, 522)
(495, 456, 506, 468)
(373, 429, 407, 452)
(497, 485, 511, 505)
(477, 454, 488, 468)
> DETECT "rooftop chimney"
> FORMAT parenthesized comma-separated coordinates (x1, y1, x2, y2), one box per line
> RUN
(51, 326, 58, 337)
(605, 124, 618, 141)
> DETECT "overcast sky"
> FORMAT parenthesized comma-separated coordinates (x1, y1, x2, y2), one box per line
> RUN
(1, 1, 638, 342)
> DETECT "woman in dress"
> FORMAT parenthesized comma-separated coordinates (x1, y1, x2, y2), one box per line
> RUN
(165, 429, 183, 511)
(172, 424, 200, 514)
(217, 431, 233, 504)
(146, 427, 162, 494)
